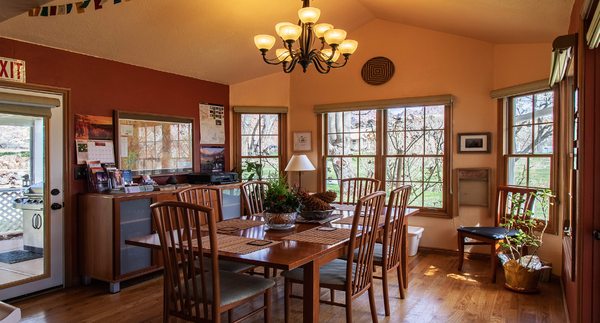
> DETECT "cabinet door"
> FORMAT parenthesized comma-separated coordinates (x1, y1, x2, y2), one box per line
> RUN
(117, 198, 153, 276)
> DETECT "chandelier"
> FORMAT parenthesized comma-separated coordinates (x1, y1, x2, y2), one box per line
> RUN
(253, 0, 358, 74)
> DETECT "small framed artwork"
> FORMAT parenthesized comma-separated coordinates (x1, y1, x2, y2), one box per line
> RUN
(458, 132, 491, 153)
(293, 131, 312, 152)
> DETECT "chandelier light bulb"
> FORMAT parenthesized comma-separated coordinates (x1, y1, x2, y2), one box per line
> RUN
(276, 49, 293, 62)
(338, 39, 358, 54)
(254, 35, 276, 50)
(324, 29, 347, 45)
(298, 7, 321, 24)
(313, 23, 333, 38)
(320, 48, 341, 62)
(279, 24, 302, 41)
(275, 22, 295, 37)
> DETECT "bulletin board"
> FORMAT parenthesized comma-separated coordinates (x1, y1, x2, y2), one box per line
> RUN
(199, 103, 225, 144)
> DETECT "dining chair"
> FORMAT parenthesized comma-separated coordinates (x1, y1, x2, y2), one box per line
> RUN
(241, 180, 269, 216)
(457, 186, 537, 283)
(177, 187, 255, 274)
(151, 201, 274, 323)
(282, 191, 386, 323)
(339, 177, 382, 204)
(373, 185, 411, 316)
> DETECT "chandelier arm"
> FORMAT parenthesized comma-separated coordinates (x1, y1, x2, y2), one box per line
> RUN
(261, 52, 285, 65)
(311, 55, 331, 74)
(328, 56, 350, 69)
(284, 56, 299, 73)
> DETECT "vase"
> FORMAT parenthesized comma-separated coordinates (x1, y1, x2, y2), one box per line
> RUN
(263, 212, 298, 230)
(503, 259, 541, 293)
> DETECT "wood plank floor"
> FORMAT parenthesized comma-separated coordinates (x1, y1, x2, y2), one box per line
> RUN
(12, 250, 566, 322)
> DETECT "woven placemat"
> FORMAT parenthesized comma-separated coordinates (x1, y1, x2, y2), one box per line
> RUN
(188, 234, 280, 255)
(334, 215, 386, 226)
(295, 214, 341, 224)
(282, 227, 352, 245)
(200, 219, 264, 232)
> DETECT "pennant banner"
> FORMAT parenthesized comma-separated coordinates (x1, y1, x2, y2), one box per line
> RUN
(28, 0, 130, 17)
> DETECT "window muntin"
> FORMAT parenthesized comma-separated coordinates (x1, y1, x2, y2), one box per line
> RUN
(240, 114, 280, 181)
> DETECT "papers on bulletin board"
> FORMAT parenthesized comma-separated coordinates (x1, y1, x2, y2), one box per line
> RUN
(76, 139, 115, 165)
(199, 103, 225, 144)
(119, 137, 128, 157)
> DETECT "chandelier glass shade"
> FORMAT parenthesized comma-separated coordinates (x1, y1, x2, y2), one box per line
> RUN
(254, 0, 358, 74)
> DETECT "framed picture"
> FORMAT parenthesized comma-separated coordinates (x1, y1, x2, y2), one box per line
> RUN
(293, 131, 312, 152)
(458, 132, 491, 153)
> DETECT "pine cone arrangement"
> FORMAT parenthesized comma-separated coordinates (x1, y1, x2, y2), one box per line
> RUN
(312, 191, 337, 204)
(297, 190, 337, 211)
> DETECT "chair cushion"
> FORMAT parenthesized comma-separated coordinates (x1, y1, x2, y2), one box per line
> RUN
(351, 243, 383, 264)
(177, 271, 275, 307)
(196, 257, 255, 273)
(457, 226, 519, 240)
(281, 259, 353, 287)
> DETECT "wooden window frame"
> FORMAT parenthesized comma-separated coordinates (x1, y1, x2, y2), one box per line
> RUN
(498, 89, 559, 234)
(233, 112, 287, 181)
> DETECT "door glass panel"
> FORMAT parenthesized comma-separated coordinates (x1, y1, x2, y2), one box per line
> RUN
(0, 113, 46, 287)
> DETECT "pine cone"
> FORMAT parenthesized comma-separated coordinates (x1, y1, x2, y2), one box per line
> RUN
(297, 191, 332, 211)
(312, 191, 337, 204)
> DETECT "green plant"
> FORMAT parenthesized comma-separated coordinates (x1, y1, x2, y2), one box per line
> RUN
(264, 177, 301, 213)
(244, 161, 263, 181)
(499, 189, 554, 269)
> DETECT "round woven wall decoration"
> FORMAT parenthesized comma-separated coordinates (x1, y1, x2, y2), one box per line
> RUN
(361, 56, 395, 85)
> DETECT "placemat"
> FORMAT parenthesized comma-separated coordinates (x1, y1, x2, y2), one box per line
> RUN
(334, 215, 386, 226)
(282, 227, 352, 245)
(187, 234, 280, 255)
(295, 214, 341, 224)
(200, 219, 264, 232)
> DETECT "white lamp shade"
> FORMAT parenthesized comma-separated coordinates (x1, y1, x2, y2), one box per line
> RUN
(298, 7, 321, 24)
(320, 48, 340, 62)
(279, 24, 302, 41)
(324, 28, 347, 45)
(285, 155, 316, 172)
(338, 39, 358, 54)
(276, 22, 295, 37)
(313, 23, 333, 38)
(254, 35, 276, 50)
(276, 48, 292, 62)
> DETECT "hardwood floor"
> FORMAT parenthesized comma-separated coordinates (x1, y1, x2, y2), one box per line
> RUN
(12, 250, 566, 322)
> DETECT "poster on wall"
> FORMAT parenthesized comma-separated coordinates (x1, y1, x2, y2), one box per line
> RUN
(199, 103, 225, 144)
(74, 114, 115, 164)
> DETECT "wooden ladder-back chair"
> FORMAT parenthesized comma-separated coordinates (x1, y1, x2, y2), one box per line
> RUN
(177, 187, 254, 274)
(151, 201, 274, 323)
(282, 191, 386, 323)
(241, 181, 269, 216)
(339, 178, 381, 204)
(457, 186, 537, 282)
(374, 185, 411, 316)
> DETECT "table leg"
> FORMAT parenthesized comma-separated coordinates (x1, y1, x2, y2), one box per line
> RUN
(402, 224, 408, 289)
(303, 260, 319, 323)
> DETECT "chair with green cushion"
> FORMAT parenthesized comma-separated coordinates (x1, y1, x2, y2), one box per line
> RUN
(151, 201, 274, 323)
(282, 191, 386, 323)
(177, 187, 255, 274)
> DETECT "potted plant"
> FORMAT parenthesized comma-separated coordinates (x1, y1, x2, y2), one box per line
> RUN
(263, 177, 301, 230)
(500, 189, 554, 293)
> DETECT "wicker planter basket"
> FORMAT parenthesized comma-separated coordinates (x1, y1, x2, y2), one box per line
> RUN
(503, 259, 541, 293)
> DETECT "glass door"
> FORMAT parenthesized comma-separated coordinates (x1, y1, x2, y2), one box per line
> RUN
(0, 87, 64, 300)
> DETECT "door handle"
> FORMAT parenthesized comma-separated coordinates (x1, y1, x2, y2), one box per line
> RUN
(51, 202, 63, 210)
(594, 230, 600, 240)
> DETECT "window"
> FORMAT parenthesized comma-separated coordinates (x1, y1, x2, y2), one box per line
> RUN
(117, 113, 193, 175)
(235, 113, 286, 181)
(320, 99, 451, 215)
(505, 90, 556, 222)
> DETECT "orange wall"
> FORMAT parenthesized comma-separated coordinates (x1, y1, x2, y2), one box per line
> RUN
(230, 19, 560, 271)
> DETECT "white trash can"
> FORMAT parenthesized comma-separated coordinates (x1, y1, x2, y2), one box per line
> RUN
(407, 226, 425, 257)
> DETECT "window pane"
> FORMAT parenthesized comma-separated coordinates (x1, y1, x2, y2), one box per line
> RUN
(387, 132, 404, 155)
(512, 125, 532, 154)
(406, 107, 424, 131)
(424, 157, 443, 183)
(261, 158, 280, 180)
(343, 133, 360, 155)
(357, 157, 376, 178)
(408, 182, 423, 207)
(404, 157, 423, 182)
(386, 157, 404, 182)
(328, 112, 343, 134)
(261, 114, 279, 135)
(406, 131, 424, 155)
(386, 182, 400, 196)
(507, 157, 528, 186)
(325, 157, 342, 181)
(327, 134, 343, 155)
(241, 157, 260, 180)
(260, 135, 278, 156)
(341, 157, 358, 178)
(387, 109, 405, 131)
(360, 110, 377, 132)
(326, 180, 341, 199)
(533, 124, 553, 154)
(423, 182, 443, 208)
(241, 135, 259, 156)
(513, 96, 533, 125)
(534, 92, 553, 123)
(424, 130, 444, 155)
(360, 132, 377, 155)
(241, 114, 259, 135)
(343, 111, 360, 133)
(529, 157, 551, 188)
(425, 105, 444, 130)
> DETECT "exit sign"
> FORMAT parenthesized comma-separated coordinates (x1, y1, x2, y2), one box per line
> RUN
(0, 57, 26, 83)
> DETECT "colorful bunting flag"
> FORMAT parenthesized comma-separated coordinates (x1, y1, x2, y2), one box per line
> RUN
(28, 0, 128, 17)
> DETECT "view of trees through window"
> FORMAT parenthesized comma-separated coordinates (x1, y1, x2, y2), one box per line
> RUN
(324, 105, 447, 210)
(240, 114, 280, 181)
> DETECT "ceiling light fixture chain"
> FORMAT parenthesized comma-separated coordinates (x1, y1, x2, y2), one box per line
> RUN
(254, 0, 358, 74)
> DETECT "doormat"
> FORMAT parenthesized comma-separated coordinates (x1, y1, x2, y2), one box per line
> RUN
(0, 250, 43, 264)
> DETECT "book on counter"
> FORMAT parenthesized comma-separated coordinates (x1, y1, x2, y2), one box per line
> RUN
(86, 160, 110, 193)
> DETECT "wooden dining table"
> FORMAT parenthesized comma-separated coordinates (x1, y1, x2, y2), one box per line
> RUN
(126, 204, 418, 323)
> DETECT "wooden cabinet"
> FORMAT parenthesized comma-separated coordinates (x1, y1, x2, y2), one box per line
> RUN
(79, 184, 242, 293)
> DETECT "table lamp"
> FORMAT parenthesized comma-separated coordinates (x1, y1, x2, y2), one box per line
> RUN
(284, 154, 316, 188)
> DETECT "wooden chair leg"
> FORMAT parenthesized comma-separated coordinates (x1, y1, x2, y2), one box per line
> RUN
(264, 267, 271, 278)
(228, 309, 233, 323)
(330, 288, 335, 302)
(457, 231, 465, 271)
(491, 242, 498, 283)
(382, 269, 390, 316)
(345, 293, 353, 323)
(368, 285, 378, 323)
(396, 266, 405, 299)
(264, 288, 272, 323)
(284, 279, 291, 323)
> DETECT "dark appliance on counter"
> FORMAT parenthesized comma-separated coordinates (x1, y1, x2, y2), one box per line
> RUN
(187, 172, 239, 185)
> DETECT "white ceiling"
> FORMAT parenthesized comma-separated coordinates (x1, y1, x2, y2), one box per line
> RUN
(0, 0, 573, 85)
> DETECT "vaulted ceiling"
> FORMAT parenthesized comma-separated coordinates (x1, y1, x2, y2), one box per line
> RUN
(0, 0, 573, 85)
